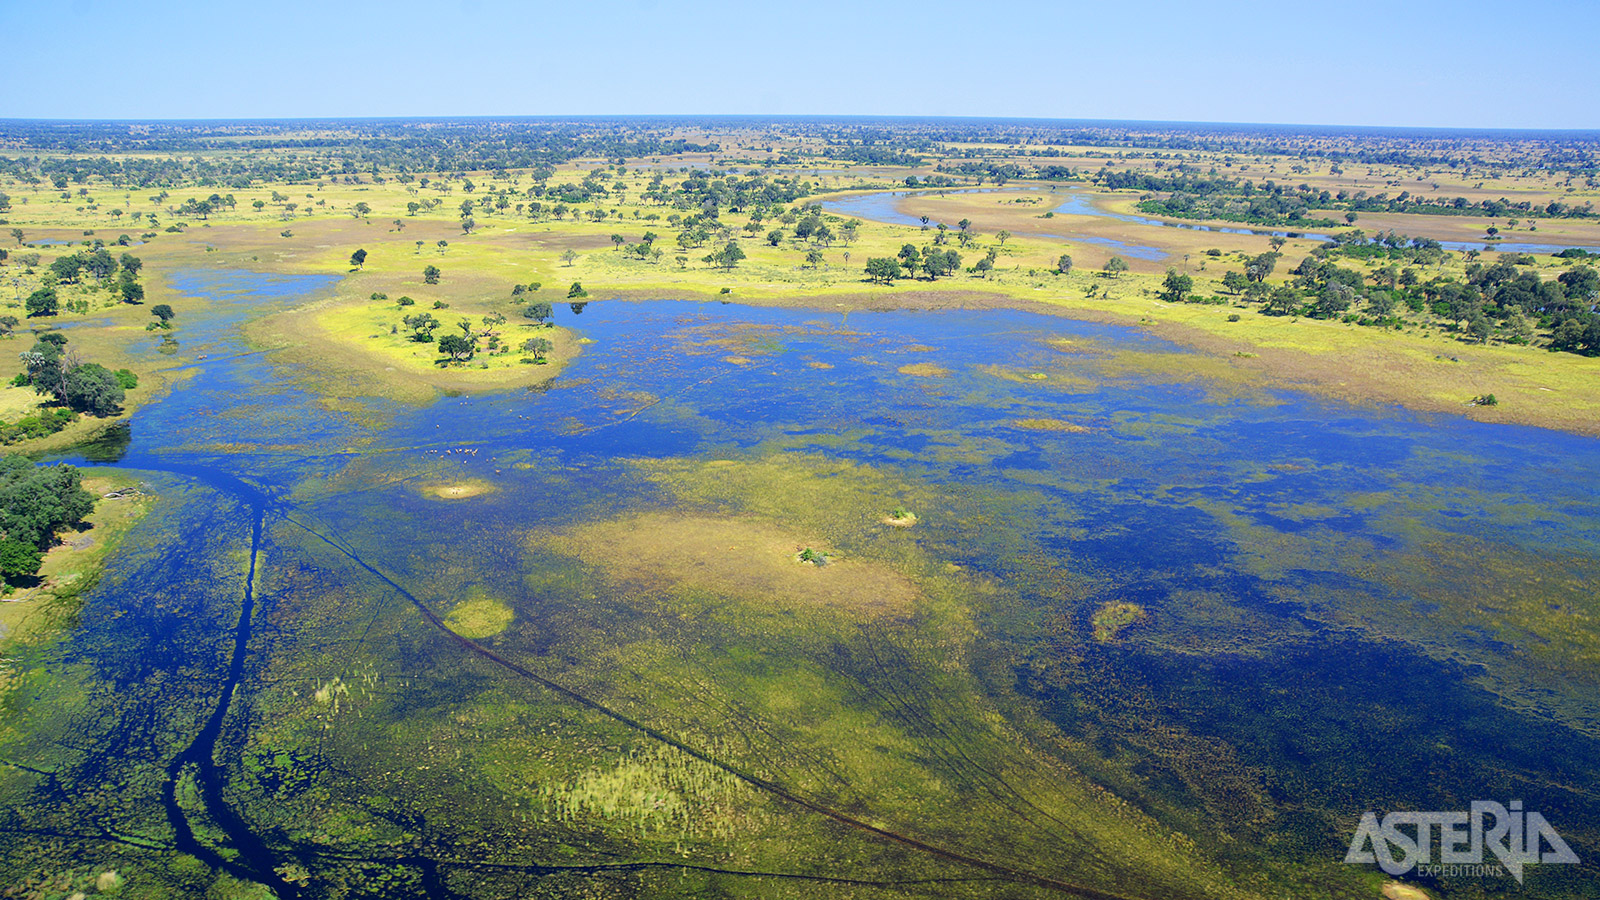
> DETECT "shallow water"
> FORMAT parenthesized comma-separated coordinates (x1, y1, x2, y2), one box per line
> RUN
(4, 270, 1598, 898)
(822, 188, 1600, 256)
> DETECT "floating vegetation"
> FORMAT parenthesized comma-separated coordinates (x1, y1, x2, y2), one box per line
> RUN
(1091, 601, 1147, 642)
(897, 362, 951, 378)
(1011, 418, 1092, 433)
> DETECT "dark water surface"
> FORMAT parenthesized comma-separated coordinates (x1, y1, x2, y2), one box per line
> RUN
(3, 270, 1597, 899)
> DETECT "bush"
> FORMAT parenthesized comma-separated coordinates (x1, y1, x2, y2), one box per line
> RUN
(113, 368, 138, 390)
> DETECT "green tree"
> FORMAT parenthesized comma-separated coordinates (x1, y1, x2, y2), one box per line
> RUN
(350, 248, 368, 269)
(522, 337, 553, 362)
(1264, 285, 1300, 315)
(525, 300, 555, 324)
(0, 456, 94, 585)
(353, 202, 371, 218)
(767, 229, 784, 247)
(561, 249, 578, 267)
(25, 287, 58, 318)
(1104, 257, 1128, 277)
(1221, 271, 1249, 295)
(865, 257, 900, 284)
(566, 282, 588, 299)
(423, 264, 441, 284)
(704, 241, 746, 270)
(151, 304, 175, 324)
(438, 333, 475, 362)
(62, 363, 124, 416)
(1160, 269, 1194, 303)
(118, 278, 145, 304)
(1056, 254, 1073, 275)
(403, 312, 440, 341)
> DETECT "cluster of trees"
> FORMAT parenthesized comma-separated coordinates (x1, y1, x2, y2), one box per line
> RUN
(24, 248, 146, 315)
(0, 456, 95, 584)
(15, 332, 135, 416)
(865, 244, 967, 283)
(1212, 245, 1600, 352)
(0, 120, 716, 189)
(1339, 192, 1595, 221)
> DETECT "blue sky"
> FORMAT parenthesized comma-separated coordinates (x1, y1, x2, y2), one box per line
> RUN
(2, 0, 1596, 128)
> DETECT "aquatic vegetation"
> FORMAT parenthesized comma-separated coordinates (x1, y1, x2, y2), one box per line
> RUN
(1090, 602, 1147, 642)
(3, 286, 1598, 899)
(443, 591, 514, 638)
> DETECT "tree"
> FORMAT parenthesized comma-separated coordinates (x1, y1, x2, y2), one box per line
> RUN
(1221, 271, 1249, 295)
(522, 337, 553, 362)
(805, 249, 825, 268)
(62, 363, 124, 416)
(767, 229, 784, 247)
(438, 333, 475, 362)
(460, 216, 476, 234)
(0, 456, 95, 585)
(1345, 211, 1359, 224)
(403, 312, 440, 341)
(353, 202, 371, 218)
(525, 300, 555, 325)
(151, 304, 175, 324)
(10, 228, 23, 246)
(1056, 254, 1073, 275)
(252, 199, 266, 213)
(1104, 257, 1129, 277)
(704, 241, 746, 270)
(997, 230, 1011, 246)
(350, 248, 368, 269)
(25, 287, 58, 318)
(1160, 269, 1194, 303)
(865, 257, 900, 284)
(423, 264, 441, 284)
(611, 233, 625, 251)
(561, 249, 578, 267)
(566, 282, 588, 299)
(897, 244, 921, 277)
(118, 279, 145, 304)
(1264, 285, 1300, 315)
(1245, 252, 1279, 283)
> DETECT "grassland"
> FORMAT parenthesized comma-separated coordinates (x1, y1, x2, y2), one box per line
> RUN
(0, 123, 1597, 447)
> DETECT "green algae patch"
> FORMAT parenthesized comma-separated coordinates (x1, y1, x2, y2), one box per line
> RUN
(1091, 601, 1147, 642)
(897, 362, 951, 378)
(549, 513, 918, 619)
(444, 591, 514, 638)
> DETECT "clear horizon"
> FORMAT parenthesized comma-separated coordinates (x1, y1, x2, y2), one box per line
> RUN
(2, 0, 1595, 130)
